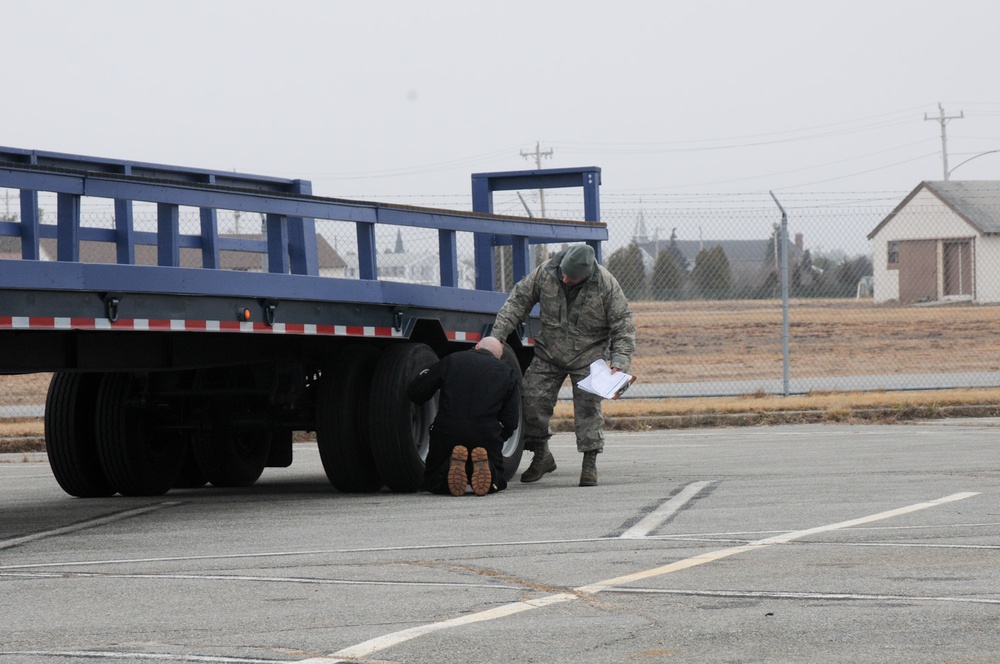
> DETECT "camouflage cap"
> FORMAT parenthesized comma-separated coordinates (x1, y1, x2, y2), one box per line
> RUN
(560, 244, 596, 280)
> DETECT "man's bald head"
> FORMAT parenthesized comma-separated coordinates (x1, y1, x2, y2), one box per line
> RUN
(475, 336, 504, 359)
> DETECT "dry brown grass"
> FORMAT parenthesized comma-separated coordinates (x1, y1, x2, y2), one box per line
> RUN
(554, 387, 1000, 419)
(0, 373, 52, 405)
(629, 298, 1000, 383)
(0, 419, 44, 437)
(0, 418, 45, 453)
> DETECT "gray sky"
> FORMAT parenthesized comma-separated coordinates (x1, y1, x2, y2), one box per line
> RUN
(4, 0, 1000, 214)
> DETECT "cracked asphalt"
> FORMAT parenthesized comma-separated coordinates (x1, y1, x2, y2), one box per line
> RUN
(2, 421, 1000, 663)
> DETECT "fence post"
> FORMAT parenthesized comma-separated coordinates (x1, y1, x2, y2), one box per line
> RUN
(770, 192, 790, 396)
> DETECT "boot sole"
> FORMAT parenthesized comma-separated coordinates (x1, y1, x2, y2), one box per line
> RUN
(448, 446, 469, 496)
(470, 447, 491, 496)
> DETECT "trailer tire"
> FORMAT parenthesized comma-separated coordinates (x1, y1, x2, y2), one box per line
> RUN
(44, 372, 117, 498)
(499, 344, 526, 481)
(95, 372, 186, 497)
(369, 343, 438, 493)
(317, 345, 382, 492)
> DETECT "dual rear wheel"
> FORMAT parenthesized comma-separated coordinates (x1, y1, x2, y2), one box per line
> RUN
(46, 372, 186, 497)
(45, 371, 276, 497)
(44, 342, 526, 498)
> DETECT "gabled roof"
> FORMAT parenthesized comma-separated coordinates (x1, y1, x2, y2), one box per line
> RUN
(867, 180, 1000, 240)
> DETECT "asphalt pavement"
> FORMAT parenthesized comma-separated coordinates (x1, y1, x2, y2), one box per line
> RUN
(2, 421, 1000, 663)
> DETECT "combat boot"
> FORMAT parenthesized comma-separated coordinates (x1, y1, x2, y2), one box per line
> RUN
(448, 446, 469, 496)
(470, 447, 492, 496)
(579, 451, 598, 487)
(520, 450, 557, 483)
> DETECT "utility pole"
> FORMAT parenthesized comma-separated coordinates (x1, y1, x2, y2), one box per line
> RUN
(925, 102, 964, 180)
(520, 141, 553, 217)
(520, 141, 554, 269)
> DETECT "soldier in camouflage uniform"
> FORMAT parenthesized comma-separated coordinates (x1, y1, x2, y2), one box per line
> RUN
(490, 243, 635, 486)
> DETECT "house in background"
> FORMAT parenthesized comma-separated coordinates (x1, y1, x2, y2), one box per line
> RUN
(342, 230, 477, 289)
(867, 181, 1000, 304)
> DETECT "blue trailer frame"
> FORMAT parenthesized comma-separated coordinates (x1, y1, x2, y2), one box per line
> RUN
(0, 147, 604, 308)
(0, 147, 608, 497)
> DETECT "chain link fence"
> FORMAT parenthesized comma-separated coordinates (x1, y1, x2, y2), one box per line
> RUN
(4, 186, 1000, 418)
(583, 187, 1000, 399)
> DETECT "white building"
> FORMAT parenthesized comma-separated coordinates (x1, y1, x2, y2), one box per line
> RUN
(867, 181, 1000, 304)
(343, 250, 477, 289)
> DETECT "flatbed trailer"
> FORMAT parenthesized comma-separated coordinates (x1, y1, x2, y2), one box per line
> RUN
(0, 147, 605, 497)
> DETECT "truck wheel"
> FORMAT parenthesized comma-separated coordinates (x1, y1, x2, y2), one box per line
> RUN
(44, 372, 116, 498)
(317, 345, 383, 492)
(95, 372, 186, 497)
(369, 343, 438, 493)
(499, 344, 526, 481)
(193, 427, 271, 488)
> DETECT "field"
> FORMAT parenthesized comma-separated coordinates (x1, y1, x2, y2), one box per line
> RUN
(630, 298, 1000, 383)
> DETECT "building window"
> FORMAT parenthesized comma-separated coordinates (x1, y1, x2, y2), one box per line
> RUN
(887, 240, 899, 267)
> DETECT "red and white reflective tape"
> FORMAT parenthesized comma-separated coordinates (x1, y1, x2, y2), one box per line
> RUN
(0, 315, 419, 339)
(444, 330, 536, 346)
(0, 316, 536, 345)
(445, 330, 482, 342)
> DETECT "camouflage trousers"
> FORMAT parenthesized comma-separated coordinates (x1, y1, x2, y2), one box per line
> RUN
(521, 356, 605, 454)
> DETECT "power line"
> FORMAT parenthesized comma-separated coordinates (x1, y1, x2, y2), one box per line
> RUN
(552, 106, 933, 154)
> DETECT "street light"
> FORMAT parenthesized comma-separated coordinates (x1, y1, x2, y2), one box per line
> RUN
(946, 149, 1000, 179)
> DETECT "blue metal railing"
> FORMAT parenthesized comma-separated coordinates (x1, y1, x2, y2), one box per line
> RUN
(0, 148, 607, 311)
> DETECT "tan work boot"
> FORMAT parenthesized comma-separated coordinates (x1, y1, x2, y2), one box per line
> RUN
(579, 451, 598, 487)
(520, 451, 557, 483)
(448, 446, 469, 496)
(470, 447, 492, 496)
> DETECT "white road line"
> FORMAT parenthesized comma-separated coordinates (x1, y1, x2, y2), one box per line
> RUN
(654, 520, 1000, 540)
(320, 491, 978, 661)
(620, 480, 711, 539)
(607, 587, 1000, 605)
(649, 538, 1000, 551)
(316, 594, 580, 663)
(0, 503, 180, 551)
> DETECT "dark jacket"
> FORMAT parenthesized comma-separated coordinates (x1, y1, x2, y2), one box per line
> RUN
(407, 347, 520, 490)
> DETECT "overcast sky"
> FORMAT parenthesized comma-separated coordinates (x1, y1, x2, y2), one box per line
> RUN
(4, 0, 1000, 216)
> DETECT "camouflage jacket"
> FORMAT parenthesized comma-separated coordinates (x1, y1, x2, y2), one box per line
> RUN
(491, 250, 636, 373)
